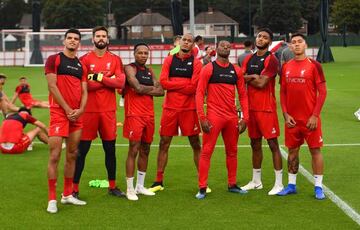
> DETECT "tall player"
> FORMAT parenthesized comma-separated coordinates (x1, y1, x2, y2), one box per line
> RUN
(11, 77, 50, 109)
(241, 28, 284, 195)
(195, 40, 249, 199)
(277, 33, 327, 200)
(149, 34, 202, 193)
(73, 26, 126, 198)
(45, 28, 88, 213)
(123, 43, 164, 201)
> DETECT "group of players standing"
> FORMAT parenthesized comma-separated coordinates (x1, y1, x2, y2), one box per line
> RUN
(1, 26, 327, 213)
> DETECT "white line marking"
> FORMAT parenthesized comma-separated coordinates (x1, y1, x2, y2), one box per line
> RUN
(279, 147, 360, 226)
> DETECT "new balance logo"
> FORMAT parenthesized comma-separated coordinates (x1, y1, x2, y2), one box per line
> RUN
(187, 62, 192, 65)
(55, 126, 60, 134)
(319, 136, 323, 143)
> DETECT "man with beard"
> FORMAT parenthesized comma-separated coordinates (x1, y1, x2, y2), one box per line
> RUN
(241, 28, 284, 195)
(195, 40, 249, 199)
(149, 34, 203, 193)
(73, 26, 126, 198)
(123, 43, 164, 201)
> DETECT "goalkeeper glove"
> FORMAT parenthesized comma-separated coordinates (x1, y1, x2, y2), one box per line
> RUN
(88, 73, 104, 82)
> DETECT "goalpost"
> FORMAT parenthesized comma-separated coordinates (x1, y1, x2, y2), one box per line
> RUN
(24, 30, 93, 67)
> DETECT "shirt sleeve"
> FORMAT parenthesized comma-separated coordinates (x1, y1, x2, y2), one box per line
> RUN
(20, 112, 37, 124)
(159, 55, 187, 91)
(235, 66, 249, 122)
(261, 54, 279, 78)
(101, 55, 126, 89)
(15, 85, 21, 93)
(279, 63, 288, 113)
(312, 61, 327, 117)
(44, 54, 57, 75)
(195, 63, 213, 121)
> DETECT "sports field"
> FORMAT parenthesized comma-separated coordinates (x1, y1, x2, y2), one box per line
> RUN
(0, 46, 359, 229)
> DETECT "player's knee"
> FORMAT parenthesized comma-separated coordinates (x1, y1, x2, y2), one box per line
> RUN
(159, 139, 171, 151)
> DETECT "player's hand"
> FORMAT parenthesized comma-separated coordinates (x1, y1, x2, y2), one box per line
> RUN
(200, 119, 212, 133)
(88, 73, 104, 82)
(243, 74, 256, 83)
(306, 115, 318, 130)
(238, 119, 247, 134)
(284, 113, 296, 128)
(68, 109, 83, 121)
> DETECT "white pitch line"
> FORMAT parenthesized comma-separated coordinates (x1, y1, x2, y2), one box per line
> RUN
(279, 147, 360, 226)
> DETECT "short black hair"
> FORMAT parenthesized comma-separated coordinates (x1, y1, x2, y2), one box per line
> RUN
(134, 42, 149, 52)
(0, 74, 6, 79)
(195, 35, 203, 42)
(257, 28, 273, 40)
(18, 107, 32, 115)
(290, 33, 307, 42)
(65, 28, 81, 40)
(92, 26, 108, 37)
(243, 40, 253, 47)
(19, 76, 27, 80)
(216, 40, 230, 48)
(173, 35, 182, 42)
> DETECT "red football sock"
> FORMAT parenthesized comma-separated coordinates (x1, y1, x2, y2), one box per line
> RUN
(48, 179, 57, 201)
(63, 177, 73, 197)
(109, 180, 116, 189)
(156, 171, 164, 182)
(73, 183, 79, 193)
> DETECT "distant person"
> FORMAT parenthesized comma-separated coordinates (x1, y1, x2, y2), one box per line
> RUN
(123, 43, 164, 201)
(169, 35, 182, 55)
(192, 35, 204, 61)
(195, 40, 249, 199)
(11, 76, 50, 109)
(280, 46, 295, 66)
(202, 45, 216, 65)
(0, 107, 48, 154)
(237, 40, 253, 67)
(278, 33, 327, 200)
(274, 36, 287, 61)
(0, 74, 19, 115)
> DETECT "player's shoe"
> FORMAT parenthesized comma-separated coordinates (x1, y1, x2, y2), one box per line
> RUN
(108, 187, 126, 197)
(240, 181, 263, 190)
(61, 142, 66, 149)
(27, 143, 33, 151)
(149, 181, 164, 193)
(354, 109, 360, 121)
(228, 184, 248, 194)
(268, 184, 284, 195)
(61, 194, 86, 205)
(195, 188, 207, 200)
(126, 188, 139, 201)
(277, 184, 297, 196)
(135, 185, 155, 196)
(47, 200, 58, 214)
(314, 186, 326, 200)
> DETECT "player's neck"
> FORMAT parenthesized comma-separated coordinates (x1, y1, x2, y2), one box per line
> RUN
(216, 56, 229, 64)
(256, 48, 268, 56)
(178, 50, 190, 58)
(63, 49, 76, 59)
(94, 48, 107, 57)
(294, 53, 306, 60)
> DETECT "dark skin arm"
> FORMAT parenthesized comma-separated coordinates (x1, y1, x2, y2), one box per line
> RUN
(125, 65, 163, 96)
(244, 74, 271, 89)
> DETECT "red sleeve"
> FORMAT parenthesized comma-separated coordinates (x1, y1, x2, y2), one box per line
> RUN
(81, 62, 88, 82)
(15, 85, 21, 93)
(101, 55, 125, 89)
(312, 61, 327, 117)
(261, 54, 278, 78)
(235, 66, 249, 122)
(280, 63, 288, 113)
(159, 55, 187, 90)
(19, 112, 37, 124)
(181, 58, 202, 95)
(196, 63, 213, 121)
(44, 54, 57, 74)
(192, 47, 199, 57)
(241, 54, 252, 74)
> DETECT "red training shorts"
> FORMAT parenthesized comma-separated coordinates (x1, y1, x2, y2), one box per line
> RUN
(285, 118, 323, 148)
(49, 108, 83, 137)
(81, 112, 117, 141)
(159, 109, 200, 136)
(123, 116, 154, 143)
(0, 134, 31, 154)
(248, 111, 280, 139)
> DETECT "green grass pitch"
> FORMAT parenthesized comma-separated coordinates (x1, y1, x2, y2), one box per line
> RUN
(0, 47, 359, 229)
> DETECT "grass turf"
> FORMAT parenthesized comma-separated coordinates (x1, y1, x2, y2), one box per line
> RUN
(0, 46, 359, 229)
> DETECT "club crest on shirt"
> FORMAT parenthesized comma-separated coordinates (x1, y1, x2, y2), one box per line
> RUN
(300, 69, 306, 77)
(90, 64, 95, 71)
(106, 62, 111, 70)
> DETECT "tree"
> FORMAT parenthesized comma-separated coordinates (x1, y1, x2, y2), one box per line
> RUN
(332, 0, 360, 34)
(0, 0, 26, 29)
(254, 0, 302, 35)
(299, 0, 320, 35)
(42, 0, 105, 29)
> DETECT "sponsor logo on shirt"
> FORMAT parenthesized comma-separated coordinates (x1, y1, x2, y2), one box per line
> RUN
(250, 64, 259, 68)
(175, 67, 188, 72)
(187, 62, 192, 65)
(67, 65, 79, 71)
(219, 74, 233, 78)
(260, 58, 265, 61)
(286, 78, 306, 84)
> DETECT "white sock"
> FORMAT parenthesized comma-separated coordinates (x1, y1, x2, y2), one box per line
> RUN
(274, 169, 283, 186)
(288, 173, 297, 185)
(252, 168, 262, 184)
(136, 170, 146, 188)
(126, 177, 134, 191)
(314, 174, 323, 188)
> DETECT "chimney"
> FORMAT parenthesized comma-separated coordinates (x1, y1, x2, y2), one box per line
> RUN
(145, 8, 152, 14)
(208, 7, 214, 14)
